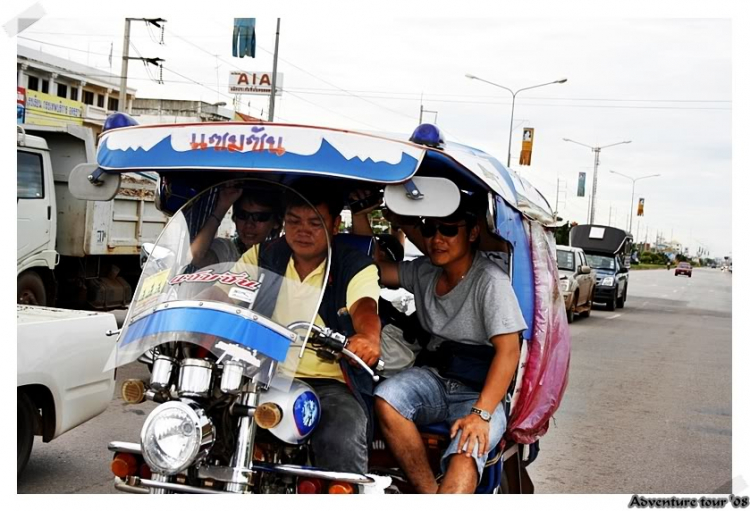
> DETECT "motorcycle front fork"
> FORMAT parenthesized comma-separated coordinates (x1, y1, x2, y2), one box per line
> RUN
(226, 384, 260, 493)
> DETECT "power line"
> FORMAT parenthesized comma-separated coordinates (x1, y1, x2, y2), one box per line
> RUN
(278, 89, 731, 111)
(272, 85, 731, 104)
(19, 36, 730, 113)
(161, 24, 393, 131)
(205, 19, 421, 123)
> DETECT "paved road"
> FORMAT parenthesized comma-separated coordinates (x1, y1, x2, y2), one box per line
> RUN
(18, 268, 732, 494)
(529, 267, 732, 493)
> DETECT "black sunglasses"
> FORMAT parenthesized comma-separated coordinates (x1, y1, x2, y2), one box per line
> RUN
(234, 210, 274, 223)
(419, 221, 466, 238)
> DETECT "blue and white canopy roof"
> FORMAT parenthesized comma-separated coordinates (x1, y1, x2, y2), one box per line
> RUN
(97, 121, 554, 225)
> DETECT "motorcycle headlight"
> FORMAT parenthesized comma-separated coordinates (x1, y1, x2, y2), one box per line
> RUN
(601, 277, 615, 287)
(140, 401, 214, 475)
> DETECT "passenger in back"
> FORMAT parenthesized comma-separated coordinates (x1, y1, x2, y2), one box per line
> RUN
(366, 194, 526, 493)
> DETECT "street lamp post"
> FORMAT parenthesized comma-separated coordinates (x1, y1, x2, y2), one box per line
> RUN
(562, 138, 632, 224)
(609, 170, 660, 233)
(466, 74, 567, 168)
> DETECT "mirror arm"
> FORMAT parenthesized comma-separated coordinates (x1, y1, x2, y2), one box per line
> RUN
(403, 180, 424, 200)
(87, 167, 107, 186)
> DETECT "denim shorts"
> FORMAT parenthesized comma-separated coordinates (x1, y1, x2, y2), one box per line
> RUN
(374, 366, 507, 478)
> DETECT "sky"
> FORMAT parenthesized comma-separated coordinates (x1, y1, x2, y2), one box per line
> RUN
(2, 4, 737, 260)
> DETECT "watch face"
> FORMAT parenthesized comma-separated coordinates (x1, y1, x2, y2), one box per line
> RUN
(472, 407, 491, 421)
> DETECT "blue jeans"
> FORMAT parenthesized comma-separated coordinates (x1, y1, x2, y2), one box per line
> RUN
(374, 367, 506, 478)
(305, 379, 368, 474)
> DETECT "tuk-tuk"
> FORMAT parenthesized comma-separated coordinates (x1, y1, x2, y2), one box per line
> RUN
(71, 115, 571, 494)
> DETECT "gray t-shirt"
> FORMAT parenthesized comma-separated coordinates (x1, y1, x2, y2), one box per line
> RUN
(398, 254, 527, 351)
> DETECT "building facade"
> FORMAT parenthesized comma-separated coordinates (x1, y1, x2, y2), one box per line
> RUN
(17, 45, 137, 138)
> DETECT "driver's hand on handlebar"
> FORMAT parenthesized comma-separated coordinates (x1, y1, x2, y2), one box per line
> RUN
(345, 333, 381, 368)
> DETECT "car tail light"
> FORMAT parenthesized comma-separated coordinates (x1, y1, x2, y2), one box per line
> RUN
(329, 481, 355, 494)
(298, 477, 323, 494)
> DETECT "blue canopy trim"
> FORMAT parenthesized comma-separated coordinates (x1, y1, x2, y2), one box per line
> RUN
(120, 306, 292, 362)
(494, 196, 534, 341)
(97, 124, 424, 184)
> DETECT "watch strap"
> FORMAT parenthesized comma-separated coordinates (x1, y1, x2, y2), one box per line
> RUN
(471, 406, 491, 422)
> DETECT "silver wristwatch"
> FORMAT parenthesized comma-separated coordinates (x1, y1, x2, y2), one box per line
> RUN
(471, 407, 491, 422)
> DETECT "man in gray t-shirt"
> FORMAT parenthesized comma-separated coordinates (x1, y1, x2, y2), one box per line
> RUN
(372, 197, 525, 494)
(399, 254, 526, 353)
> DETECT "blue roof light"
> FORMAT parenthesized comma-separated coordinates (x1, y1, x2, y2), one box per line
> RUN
(103, 112, 139, 132)
(409, 123, 445, 149)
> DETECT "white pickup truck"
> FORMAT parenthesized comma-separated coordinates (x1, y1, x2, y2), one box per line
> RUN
(17, 305, 117, 475)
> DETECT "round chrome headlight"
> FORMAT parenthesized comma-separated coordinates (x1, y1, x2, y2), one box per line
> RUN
(140, 401, 214, 475)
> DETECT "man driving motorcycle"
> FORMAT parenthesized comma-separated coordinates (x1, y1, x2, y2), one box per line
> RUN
(369, 195, 525, 493)
(204, 181, 382, 475)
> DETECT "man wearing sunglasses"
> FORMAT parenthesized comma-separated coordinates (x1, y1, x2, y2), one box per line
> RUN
(212, 182, 382, 477)
(191, 186, 281, 268)
(372, 197, 526, 494)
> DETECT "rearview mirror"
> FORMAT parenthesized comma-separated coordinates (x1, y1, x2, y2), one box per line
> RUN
(384, 177, 461, 218)
(140, 242, 174, 270)
(580, 265, 591, 275)
(68, 163, 121, 201)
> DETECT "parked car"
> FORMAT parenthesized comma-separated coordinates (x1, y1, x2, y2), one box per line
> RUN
(17, 305, 117, 475)
(675, 262, 693, 277)
(556, 245, 596, 323)
(570, 224, 633, 311)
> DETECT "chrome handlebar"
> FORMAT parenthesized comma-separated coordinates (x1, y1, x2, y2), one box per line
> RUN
(287, 321, 384, 382)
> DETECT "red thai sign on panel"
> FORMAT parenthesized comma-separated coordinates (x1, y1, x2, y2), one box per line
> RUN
(17, 86, 26, 124)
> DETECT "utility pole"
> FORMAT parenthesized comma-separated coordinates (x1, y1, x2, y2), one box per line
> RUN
(563, 139, 631, 225)
(119, 18, 166, 113)
(636, 219, 641, 245)
(419, 93, 438, 124)
(268, 18, 281, 122)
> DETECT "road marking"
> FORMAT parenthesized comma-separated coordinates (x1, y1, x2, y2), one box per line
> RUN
(640, 301, 649, 309)
(606, 314, 622, 320)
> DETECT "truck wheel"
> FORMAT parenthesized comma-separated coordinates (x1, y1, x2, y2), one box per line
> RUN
(606, 297, 616, 311)
(18, 271, 47, 306)
(580, 294, 592, 318)
(18, 391, 35, 475)
(616, 287, 626, 309)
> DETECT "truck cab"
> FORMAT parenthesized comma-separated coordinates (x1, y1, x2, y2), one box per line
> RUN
(17, 127, 58, 305)
(16, 122, 168, 309)
(570, 224, 633, 312)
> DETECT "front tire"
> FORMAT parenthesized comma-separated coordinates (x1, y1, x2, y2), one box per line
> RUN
(580, 292, 593, 318)
(606, 296, 616, 311)
(18, 271, 47, 306)
(566, 293, 577, 323)
(18, 391, 35, 475)
(616, 286, 626, 308)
